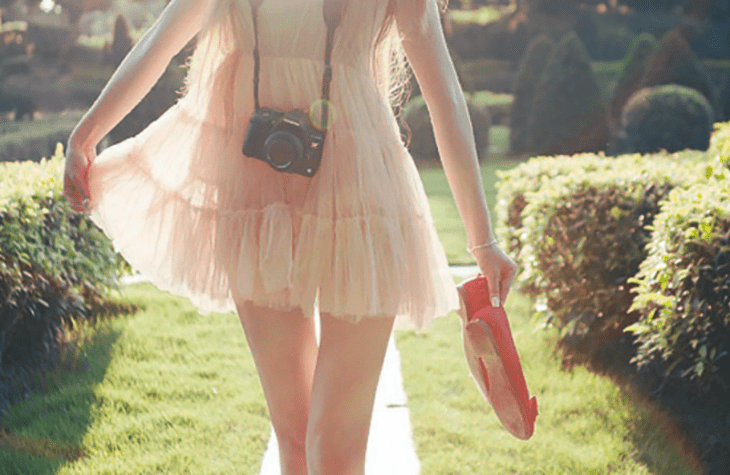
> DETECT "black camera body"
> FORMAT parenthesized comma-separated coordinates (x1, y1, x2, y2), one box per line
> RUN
(242, 108, 326, 178)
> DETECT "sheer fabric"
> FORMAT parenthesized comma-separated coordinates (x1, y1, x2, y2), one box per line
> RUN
(88, 0, 460, 333)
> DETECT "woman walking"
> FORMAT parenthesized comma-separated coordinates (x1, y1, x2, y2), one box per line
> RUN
(63, 0, 517, 473)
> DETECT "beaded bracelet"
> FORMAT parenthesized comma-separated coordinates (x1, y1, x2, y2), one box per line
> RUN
(466, 238, 498, 254)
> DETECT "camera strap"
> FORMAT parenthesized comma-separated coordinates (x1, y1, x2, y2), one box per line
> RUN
(248, 0, 347, 131)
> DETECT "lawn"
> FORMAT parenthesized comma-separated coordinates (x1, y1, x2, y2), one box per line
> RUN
(0, 155, 698, 474)
(397, 290, 697, 475)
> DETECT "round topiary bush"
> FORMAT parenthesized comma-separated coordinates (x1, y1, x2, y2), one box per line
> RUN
(612, 84, 714, 154)
(509, 34, 554, 155)
(527, 31, 610, 156)
(402, 94, 491, 165)
(609, 32, 658, 129)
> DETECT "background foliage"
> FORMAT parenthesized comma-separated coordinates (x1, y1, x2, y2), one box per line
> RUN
(0, 145, 130, 415)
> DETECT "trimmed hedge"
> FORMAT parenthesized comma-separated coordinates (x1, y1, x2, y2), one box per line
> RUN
(628, 180, 729, 397)
(627, 131, 730, 396)
(0, 145, 130, 414)
(496, 152, 705, 344)
(401, 94, 491, 165)
(0, 111, 82, 163)
(456, 58, 515, 93)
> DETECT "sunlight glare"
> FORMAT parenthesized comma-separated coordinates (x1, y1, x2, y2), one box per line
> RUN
(39, 0, 55, 13)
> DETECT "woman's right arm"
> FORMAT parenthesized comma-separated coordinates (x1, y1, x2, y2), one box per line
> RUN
(69, 0, 219, 152)
(64, 0, 220, 212)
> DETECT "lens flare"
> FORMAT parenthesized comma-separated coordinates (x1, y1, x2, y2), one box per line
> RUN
(309, 99, 337, 131)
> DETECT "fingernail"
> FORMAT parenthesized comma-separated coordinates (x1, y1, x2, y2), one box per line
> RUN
(491, 297, 500, 308)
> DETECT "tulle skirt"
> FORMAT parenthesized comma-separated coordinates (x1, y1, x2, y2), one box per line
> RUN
(88, 52, 460, 334)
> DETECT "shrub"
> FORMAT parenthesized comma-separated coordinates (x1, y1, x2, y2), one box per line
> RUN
(628, 180, 730, 397)
(0, 146, 131, 414)
(509, 34, 554, 155)
(25, 21, 78, 60)
(611, 84, 714, 155)
(528, 0, 577, 14)
(609, 32, 658, 129)
(469, 91, 512, 126)
(445, 15, 532, 62)
(0, 89, 36, 122)
(456, 58, 514, 93)
(708, 121, 730, 173)
(640, 28, 717, 112)
(0, 111, 82, 162)
(527, 31, 610, 156)
(401, 94, 491, 165)
(497, 152, 703, 346)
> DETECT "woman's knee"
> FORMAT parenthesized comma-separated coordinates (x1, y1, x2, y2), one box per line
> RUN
(304, 313, 395, 473)
(305, 424, 368, 475)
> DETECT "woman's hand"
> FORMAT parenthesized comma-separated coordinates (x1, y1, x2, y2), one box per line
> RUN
(471, 243, 518, 308)
(63, 139, 95, 213)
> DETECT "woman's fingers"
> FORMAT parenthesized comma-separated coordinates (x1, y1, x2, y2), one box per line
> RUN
(500, 260, 518, 306)
(474, 245, 518, 308)
(484, 268, 501, 308)
(63, 149, 92, 213)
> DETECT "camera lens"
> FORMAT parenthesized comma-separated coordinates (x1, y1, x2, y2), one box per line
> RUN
(265, 131, 303, 169)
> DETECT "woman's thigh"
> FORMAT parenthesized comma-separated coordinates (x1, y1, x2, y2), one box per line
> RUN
(307, 313, 395, 445)
(234, 299, 318, 449)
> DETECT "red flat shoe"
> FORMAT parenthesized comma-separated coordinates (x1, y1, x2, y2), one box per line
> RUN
(456, 275, 538, 440)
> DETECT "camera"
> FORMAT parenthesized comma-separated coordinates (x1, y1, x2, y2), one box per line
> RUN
(242, 108, 326, 178)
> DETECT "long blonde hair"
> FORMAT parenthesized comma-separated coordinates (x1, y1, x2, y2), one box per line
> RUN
(371, 0, 449, 116)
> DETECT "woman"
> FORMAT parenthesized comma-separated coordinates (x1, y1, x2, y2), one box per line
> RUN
(63, 0, 517, 473)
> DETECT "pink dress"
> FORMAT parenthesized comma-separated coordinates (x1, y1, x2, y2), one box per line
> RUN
(87, 0, 460, 333)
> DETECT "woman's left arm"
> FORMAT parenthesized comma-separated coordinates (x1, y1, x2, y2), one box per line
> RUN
(395, 0, 517, 305)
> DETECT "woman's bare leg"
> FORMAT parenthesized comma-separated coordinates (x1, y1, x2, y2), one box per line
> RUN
(306, 312, 396, 475)
(234, 299, 318, 475)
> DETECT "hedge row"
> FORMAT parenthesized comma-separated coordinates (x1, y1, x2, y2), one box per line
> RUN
(0, 145, 130, 415)
(627, 131, 730, 396)
(0, 111, 82, 163)
(495, 140, 729, 396)
(497, 152, 703, 340)
(628, 180, 730, 397)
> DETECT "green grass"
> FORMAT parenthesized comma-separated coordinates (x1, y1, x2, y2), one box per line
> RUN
(469, 91, 513, 109)
(420, 152, 519, 265)
(0, 284, 270, 475)
(447, 5, 516, 25)
(395, 290, 698, 474)
(0, 161, 699, 473)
